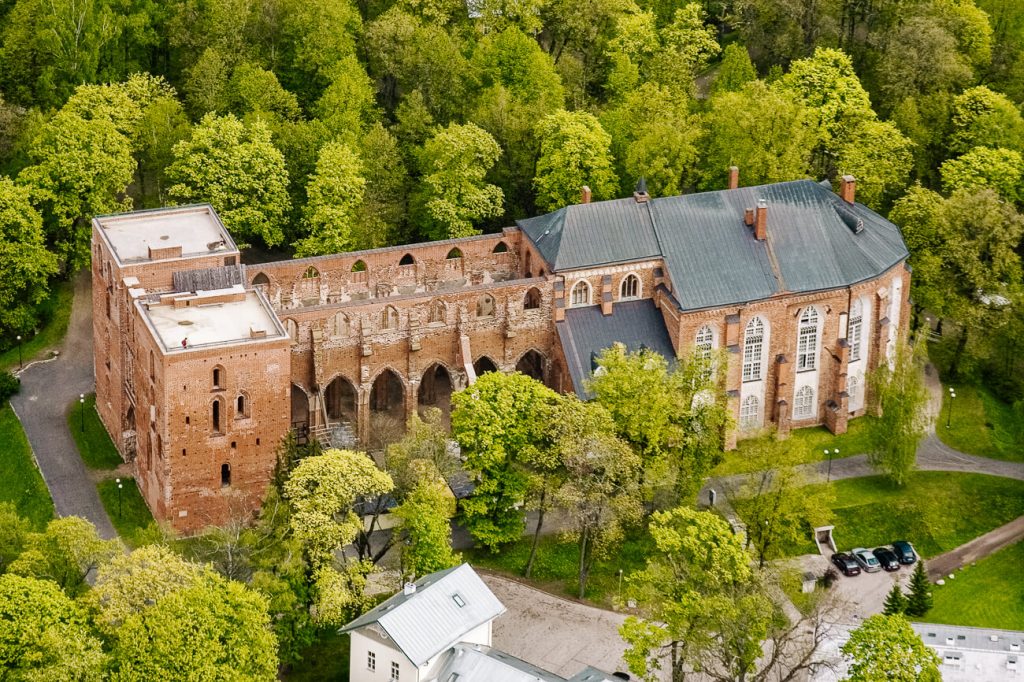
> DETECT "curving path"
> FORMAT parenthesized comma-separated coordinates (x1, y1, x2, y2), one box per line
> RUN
(9, 271, 114, 538)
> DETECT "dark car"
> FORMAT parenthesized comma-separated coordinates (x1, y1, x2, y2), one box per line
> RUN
(831, 552, 861, 576)
(892, 540, 918, 565)
(873, 547, 900, 571)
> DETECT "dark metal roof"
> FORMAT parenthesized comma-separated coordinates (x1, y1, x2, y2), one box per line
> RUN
(172, 265, 244, 293)
(556, 299, 676, 397)
(519, 180, 909, 311)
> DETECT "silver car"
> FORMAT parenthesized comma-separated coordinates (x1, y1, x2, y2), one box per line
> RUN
(851, 547, 881, 573)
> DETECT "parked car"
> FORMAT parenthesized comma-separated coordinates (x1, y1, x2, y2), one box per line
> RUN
(872, 547, 900, 571)
(851, 547, 881, 572)
(831, 552, 861, 576)
(892, 540, 918, 565)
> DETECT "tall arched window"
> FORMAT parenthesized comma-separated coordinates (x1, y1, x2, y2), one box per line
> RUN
(794, 385, 814, 419)
(620, 273, 640, 300)
(212, 397, 224, 433)
(492, 241, 509, 253)
(252, 272, 270, 288)
(429, 300, 446, 324)
(695, 325, 714, 360)
(351, 260, 367, 272)
(284, 319, 298, 344)
(740, 395, 760, 430)
(848, 299, 863, 362)
(847, 375, 860, 411)
(570, 280, 590, 306)
(303, 266, 320, 280)
(212, 365, 224, 389)
(446, 248, 463, 259)
(524, 288, 542, 310)
(742, 317, 765, 382)
(797, 306, 820, 372)
(236, 392, 250, 419)
(398, 253, 415, 266)
(381, 305, 399, 330)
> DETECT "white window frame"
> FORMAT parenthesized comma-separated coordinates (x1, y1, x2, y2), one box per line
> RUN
(570, 280, 591, 307)
(367, 651, 376, 672)
(695, 325, 714, 360)
(848, 299, 863, 362)
(742, 317, 765, 382)
(847, 374, 860, 411)
(391, 661, 400, 681)
(794, 385, 814, 419)
(740, 394, 760, 430)
(620, 273, 641, 300)
(796, 307, 820, 372)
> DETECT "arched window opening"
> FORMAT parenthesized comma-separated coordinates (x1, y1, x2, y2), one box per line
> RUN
(848, 299, 863, 362)
(847, 375, 860, 411)
(370, 369, 405, 419)
(740, 395, 760, 430)
(429, 300, 446, 324)
(252, 272, 270, 288)
(399, 253, 415, 266)
(212, 398, 223, 433)
(212, 365, 224, 389)
(524, 288, 542, 310)
(516, 350, 545, 382)
(524, 251, 532, 276)
(284, 319, 298, 344)
(221, 463, 231, 487)
(150, 351, 155, 381)
(794, 386, 814, 419)
(446, 248, 463, 259)
(475, 294, 496, 318)
(492, 241, 509, 253)
(570, 280, 590, 307)
(236, 393, 250, 418)
(539, 268, 545, 277)
(329, 313, 349, 338)
(742, 318, 765, 382)
(620, 273, 640, 300)
(797, 306, 820, 372)
(351, 260, 367, 272)
(324, 376, 357, 422)
(303, 266, 320, 279)
(695, 325, 714, 360)
(418, 364, 453, 425)
(381, 306, 399, 330)
(474, 356, 498, 376)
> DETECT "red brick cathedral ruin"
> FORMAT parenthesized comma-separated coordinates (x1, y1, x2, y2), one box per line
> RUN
(93, 175, 910, 532)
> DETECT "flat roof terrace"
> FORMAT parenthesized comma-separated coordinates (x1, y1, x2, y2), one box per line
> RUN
(95, 204, 238, 265)
(138, 287, 285, 353)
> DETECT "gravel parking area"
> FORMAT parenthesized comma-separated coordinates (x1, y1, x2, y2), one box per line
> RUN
(789, 553, 914, 622)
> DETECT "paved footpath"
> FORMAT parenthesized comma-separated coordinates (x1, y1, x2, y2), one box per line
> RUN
(9, 271, 115, 538)
(925, 515, 1024, 580)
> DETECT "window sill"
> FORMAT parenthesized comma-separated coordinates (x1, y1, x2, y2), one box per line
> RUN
(796, 367, 817, 374)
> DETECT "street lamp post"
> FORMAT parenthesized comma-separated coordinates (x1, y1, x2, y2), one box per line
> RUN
(116, 478, 123, 518)
(825, 448, 839, 483)
(946, 388, 956, 429)
(79, 393, 85, 432)
(16, 334, 21, 370)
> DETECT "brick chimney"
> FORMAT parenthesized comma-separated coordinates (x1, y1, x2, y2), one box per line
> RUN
(633, 177, 649, 203)
(581, 186, 592, 204)
(728, 166, 739, 190)
(754, 199, 767, 240)
(744, 207, 755, 227)
(839, 175, 855, 204)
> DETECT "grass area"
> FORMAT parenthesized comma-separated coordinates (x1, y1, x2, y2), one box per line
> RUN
(467, 527, 653, 608)
(936, 383, 1022, 462)
(283, 629, 350, 681)
(0, 402, 53, 528)
(920, 541, 1024, 631)
(0, 280, 74, 371)
(97, 478, 156, 548)
(67, 393, 123, 469)
(713, 417, 876, 476)
(737, 472, 1024, 558)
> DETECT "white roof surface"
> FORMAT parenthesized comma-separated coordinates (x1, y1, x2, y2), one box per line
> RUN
(140, 287, 283, 352)
(432, 644, 566, 682)
(341, 564, 506, 666)
(95, 204, 237, 264)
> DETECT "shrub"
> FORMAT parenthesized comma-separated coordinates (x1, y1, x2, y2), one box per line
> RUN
(0, 371, 19, 401)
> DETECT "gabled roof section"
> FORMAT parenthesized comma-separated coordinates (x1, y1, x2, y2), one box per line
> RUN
(556, 299, 676, 398)
(518, 180, 909, 311)
(339, 564, 505, 666)
(434, 644, 567, 682)
(517, 197, 661, 270)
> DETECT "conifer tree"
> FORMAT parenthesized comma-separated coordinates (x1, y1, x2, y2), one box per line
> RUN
(882, 583, 908, 615)
(906, 560, 932, 617)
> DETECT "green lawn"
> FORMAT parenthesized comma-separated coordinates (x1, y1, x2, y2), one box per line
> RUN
(67, 393, 123, 469)
(738, 472, 1024, 558)
(467, 527, 653, 607)
(0, 403, 54, 528)
(920, 541, 1024, 631)
(283, 629, 350, 681)
(714, 417, 876, 476)
(936, 383, 1022, 462)
(0, 280, 74, 372)
(97, 478, 156, 548)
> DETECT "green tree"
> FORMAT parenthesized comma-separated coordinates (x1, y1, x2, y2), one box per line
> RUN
(0, 178, 58, 338)
(451, 371, 560, 551)
(0, 502, 30, 570)
(866, 340, 931, 485)
(738, 438, 834, 567)
(355, 123, 409, 248)
(533, 110, 618, 212)
(293, 142, 366, 258)
(620, 507, 772, 682)
(700, 80, 817, 190)
(948, 85, 1024, 154)
(906, 560, 933, 617)
(229, 64, 302, 121)
(392, 465, 461, 579)
(415, 122, 504, 240)
(553, 397, 642, 598)
(0, 573, 106, 681)
(313, 56, 379, 142)
(19, 110, 135, 269)
(779, 48, 874, 146)
(111, 573, 279, 681)
(167, 113, 291, 248)
(940, 146, 1023, 202)
(711, 43, 757, 94)
(841, 614, 940, 682)
(873, 16, 972, 110)
(834, 120, 914, 210)
(8, 516, 121, 597)
(882, 583, 908, 615)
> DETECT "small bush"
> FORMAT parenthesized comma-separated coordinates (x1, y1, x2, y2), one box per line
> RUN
(820, 567, 839, 589)
(0, 371, 20, 401)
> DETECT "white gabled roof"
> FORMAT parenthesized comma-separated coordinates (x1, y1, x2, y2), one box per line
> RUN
(340, 564, 506, 666)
